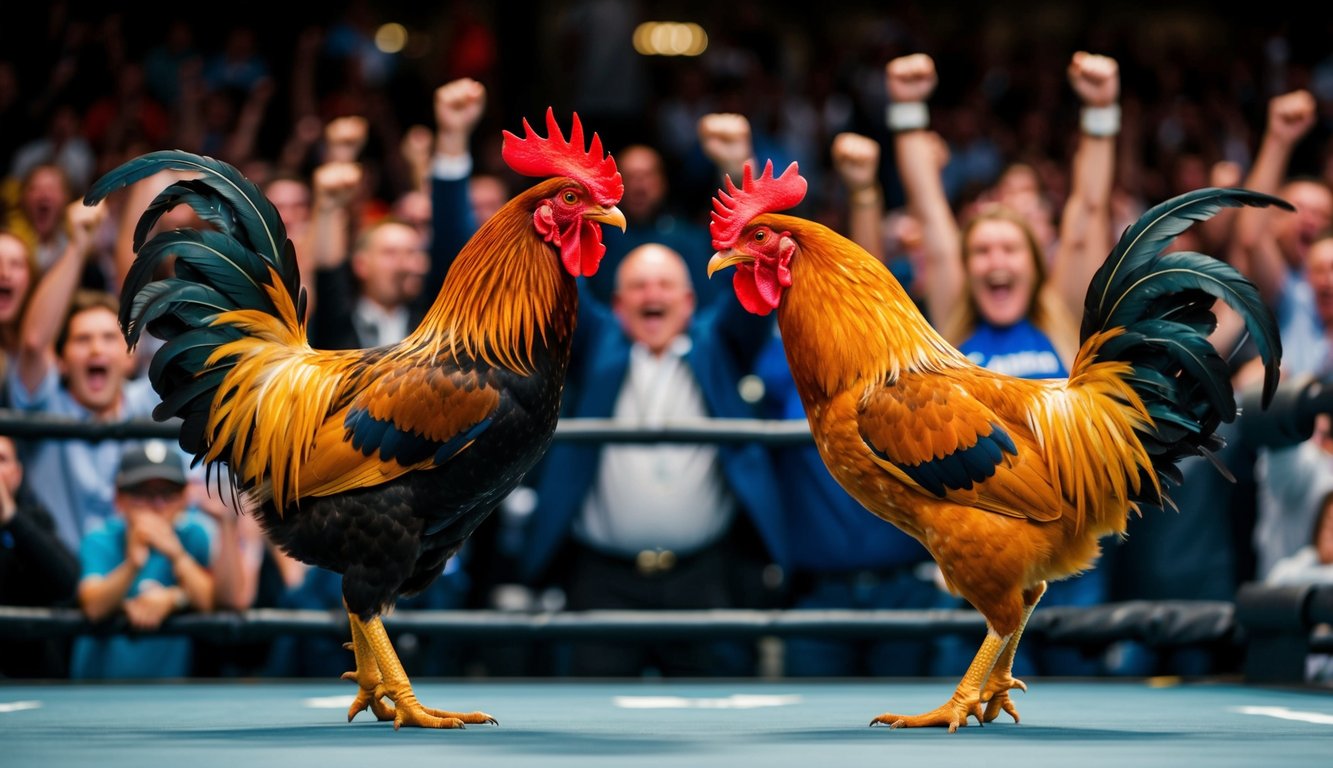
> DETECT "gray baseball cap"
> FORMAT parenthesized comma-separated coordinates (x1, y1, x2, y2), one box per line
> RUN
(115, 440, 187, 489)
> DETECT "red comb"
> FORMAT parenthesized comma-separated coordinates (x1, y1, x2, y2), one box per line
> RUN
(710, 160, 807, 250)
(502, 108, 623, 206)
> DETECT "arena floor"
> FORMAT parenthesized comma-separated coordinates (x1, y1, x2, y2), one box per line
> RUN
(4, 678, 1332, 767)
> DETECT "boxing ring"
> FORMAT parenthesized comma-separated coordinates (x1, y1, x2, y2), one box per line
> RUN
(2, 414, 1332, 765)
(4, 677, 1332, 767)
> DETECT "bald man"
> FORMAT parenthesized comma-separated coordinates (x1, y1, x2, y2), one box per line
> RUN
(520, 242, 789, 678)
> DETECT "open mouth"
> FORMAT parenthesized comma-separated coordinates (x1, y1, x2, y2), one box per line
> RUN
(636, 305, 669, 335)
(982, 278, 1015, 303)
(85, 363, 110, 392)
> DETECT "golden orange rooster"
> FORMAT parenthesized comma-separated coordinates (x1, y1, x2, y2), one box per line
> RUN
(84, 110, 625, 729)
(707, 161, 1286, 731)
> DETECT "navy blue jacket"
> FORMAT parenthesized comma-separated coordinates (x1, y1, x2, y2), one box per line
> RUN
(519, 283, 789, 582)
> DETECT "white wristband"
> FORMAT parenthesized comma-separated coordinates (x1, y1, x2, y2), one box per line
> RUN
(431, 153, 473, 181)
(886, 102, 929, 132)
(1081, 104, 1121, 137)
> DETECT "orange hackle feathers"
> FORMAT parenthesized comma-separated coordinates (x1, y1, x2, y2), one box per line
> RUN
(502, 108, 623, 206)
(417, 179, 572, 376)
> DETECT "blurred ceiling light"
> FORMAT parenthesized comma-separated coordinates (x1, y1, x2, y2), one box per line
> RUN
(633, 22, 708, 57)
(375, 23, 408, 55)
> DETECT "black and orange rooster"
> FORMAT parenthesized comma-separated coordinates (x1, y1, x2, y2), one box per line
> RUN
(85, 110, 624, 729)
(706, 161, 1286, 730)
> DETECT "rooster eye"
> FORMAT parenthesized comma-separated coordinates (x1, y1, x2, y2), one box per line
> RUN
(562, 191, 578, 204)
(753, 230, 767, 242)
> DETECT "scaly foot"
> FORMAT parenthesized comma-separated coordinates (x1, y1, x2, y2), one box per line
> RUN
(871, 695, 980, 733)
(979, 673, 1027, 724)
(382, 687, 498, 730)
(349, 613, 498, 730)
(341, 641, 395, 722)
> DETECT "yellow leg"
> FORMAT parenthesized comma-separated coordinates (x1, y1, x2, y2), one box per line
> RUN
(349, 613, 498, 730)
(979, 581, 1047, 724)
(871, 628, 1011, 732)
(342, 613, 396, 722)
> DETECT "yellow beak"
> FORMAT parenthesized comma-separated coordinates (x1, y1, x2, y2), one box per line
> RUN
(707, 250, 752, 278)
(587, 205, 627, 232)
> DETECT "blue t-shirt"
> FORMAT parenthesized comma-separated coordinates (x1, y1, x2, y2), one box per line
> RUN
(69, 511, 213, 680)
(959, 318, 1068, 378)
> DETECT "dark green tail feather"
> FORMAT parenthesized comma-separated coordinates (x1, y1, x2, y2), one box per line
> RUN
(86, 150, 305, 458)
(1080, 187, 1287, 499)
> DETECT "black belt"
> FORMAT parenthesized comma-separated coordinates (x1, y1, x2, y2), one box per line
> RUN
(575, 541, 718, 577)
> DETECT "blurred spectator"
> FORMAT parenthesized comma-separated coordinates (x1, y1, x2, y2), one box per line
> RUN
(520, 239, 788, 678)
(0, 230, 36, 403)
(1231, 89, 1333, 379)
(70, 440, 214, 679)
(887, 51, 1119, 676)
(8, 200, 166, 553)
(301, 117, 370, 347)
(0, 434, 80, 678)
(261, 172, 316, 300)
(395, 76, 488, 258)
(1266, 489, 1333, 587)
(1255, 391, 1333, 580)
(586, 140, 721, 308)
(306, 162, 429, 349)
(468, 173, 509, 225)
(5, 163, 78, 276)
(344, 217, 430, 347)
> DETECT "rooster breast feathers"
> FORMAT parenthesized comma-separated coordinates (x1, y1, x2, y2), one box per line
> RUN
(87, 150, 507, 512)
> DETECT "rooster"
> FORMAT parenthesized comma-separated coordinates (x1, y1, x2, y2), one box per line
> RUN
(706, 161, 1285, 731)
(84, 110, 625, 729)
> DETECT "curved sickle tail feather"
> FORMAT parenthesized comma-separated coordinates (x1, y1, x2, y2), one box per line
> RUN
(85, 150, 307, 463)
(1075, 187, 1289, 504)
